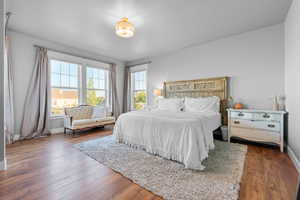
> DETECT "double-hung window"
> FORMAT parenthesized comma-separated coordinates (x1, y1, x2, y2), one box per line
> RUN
(49, 51, 110, 116)
(130, 65, 147, 110)
(50, 60, 80, 115)
(86, 66, 109, 107)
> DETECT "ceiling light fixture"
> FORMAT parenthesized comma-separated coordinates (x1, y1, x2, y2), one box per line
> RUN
(115, 17, 134, 38)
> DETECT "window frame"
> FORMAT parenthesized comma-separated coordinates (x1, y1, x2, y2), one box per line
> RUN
(130, 67, 147, 111)
(48, 51, 111, 118)
(49, 59, 81, 117)
(86, 66, 109, 108)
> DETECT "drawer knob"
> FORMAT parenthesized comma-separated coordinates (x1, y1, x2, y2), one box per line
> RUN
(267, 124, 275, 128)
(238, 113, 244, 117)
(234, 121, 240, 124)
(263, 113, 270, 118)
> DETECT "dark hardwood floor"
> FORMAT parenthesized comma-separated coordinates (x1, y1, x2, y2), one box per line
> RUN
(0, 128, 298, 200)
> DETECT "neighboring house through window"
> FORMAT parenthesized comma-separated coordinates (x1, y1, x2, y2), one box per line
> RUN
(49, 51, 110, 116)
(130, 64, 147, 110)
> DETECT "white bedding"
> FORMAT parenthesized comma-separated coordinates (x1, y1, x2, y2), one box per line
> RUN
(113, 110, 221, 170)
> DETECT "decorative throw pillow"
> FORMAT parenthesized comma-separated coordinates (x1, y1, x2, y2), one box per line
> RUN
(65, 106, 93, 120)
(92, 106, 107, 118)
(184, 96, 220, 113)
(157, 98, 184, 112)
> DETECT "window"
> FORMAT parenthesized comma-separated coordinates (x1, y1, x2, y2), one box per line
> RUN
(49, 52, 110, 116)
(50, 60, 79, 115)
(86, 66, 108, 106)
(131, 70, 147, 110)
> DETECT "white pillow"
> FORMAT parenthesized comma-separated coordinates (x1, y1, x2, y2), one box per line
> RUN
(157, 98, 184, 112)
(143, 104, 158, 111)
(184, 96, 220, 113)
(92, 106, 107, 118)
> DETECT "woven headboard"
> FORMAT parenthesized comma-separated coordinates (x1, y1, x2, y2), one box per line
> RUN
(163, 77, 229, 125)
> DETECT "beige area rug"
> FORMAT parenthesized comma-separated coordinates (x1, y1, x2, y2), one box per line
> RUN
(74, 136, 247, 200)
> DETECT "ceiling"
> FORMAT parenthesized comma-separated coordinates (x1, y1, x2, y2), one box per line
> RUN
(7, 0, 292, 62)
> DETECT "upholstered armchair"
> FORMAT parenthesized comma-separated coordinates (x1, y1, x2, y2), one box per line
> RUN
(64, 105, 115, 135)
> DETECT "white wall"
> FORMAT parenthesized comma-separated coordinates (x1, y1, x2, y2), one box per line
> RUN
(8, 30, 125, 135)
(285, 0, 300, 160)
(129, 24, 285, 109)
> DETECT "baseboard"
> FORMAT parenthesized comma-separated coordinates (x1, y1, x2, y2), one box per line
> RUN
(288, 146, 300, 173)
(50, 127, 64, 134)
(0, 159, 7, 170)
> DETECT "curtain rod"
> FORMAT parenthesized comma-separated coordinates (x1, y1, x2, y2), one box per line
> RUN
(33, 44, 114, 65)
(126, 61, 152, 68)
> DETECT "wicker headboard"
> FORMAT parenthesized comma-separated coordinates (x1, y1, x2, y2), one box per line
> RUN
(163, 77, 229, 125)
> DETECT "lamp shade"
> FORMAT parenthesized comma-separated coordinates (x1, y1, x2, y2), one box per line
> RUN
(115, 17, 134, 38)
(154, 89, 162, 96)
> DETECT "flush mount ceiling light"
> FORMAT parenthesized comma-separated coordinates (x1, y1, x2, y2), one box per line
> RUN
(115, 17, 134, 38)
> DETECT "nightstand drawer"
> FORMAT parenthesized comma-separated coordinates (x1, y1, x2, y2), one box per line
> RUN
(230, 119, 280, 132)
(230, 111, 253, 120)
(253, 112, 281, 121)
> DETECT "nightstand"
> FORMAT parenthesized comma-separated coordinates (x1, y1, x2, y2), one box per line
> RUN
(227, 109, 286, 152)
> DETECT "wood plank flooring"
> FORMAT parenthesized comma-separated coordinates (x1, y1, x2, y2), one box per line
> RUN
(0, 128, 298, 200)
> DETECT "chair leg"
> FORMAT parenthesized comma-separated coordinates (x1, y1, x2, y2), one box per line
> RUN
(64, 128, 66, 134)
(72, 129, 75, 136)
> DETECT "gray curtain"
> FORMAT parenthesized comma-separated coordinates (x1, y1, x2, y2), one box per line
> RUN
(109, 63, 121, 118)
(122, 66, 131, 113)
(20, 47, 50, 139)
(4, 35, 15, 144)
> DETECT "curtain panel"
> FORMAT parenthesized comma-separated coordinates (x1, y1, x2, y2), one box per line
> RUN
(20, 47, 50, 139)
(4, 36, 15, 144)
(109, 64, 121, 118)
(122, 66, 131, 113)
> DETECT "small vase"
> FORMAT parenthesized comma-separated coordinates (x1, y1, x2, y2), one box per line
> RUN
(272, 96, 279, 111)
(278, 95, 286, 111)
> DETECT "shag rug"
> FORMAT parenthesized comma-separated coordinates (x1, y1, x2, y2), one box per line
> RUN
(74, 136, 247, 200)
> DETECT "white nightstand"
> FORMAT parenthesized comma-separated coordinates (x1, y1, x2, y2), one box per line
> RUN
(227, 109, 286, 152)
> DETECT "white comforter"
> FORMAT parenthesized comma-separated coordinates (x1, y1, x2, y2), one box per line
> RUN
(113, 110, 221, 170)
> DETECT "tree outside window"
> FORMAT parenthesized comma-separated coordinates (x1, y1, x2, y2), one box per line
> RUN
(86, 66, 108, 106)
(86, 79, 106, 106)
(134, 91, 147, 110)
(131, 70, 147, 110)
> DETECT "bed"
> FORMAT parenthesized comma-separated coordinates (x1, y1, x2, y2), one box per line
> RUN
(113, 77, 228, 170)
